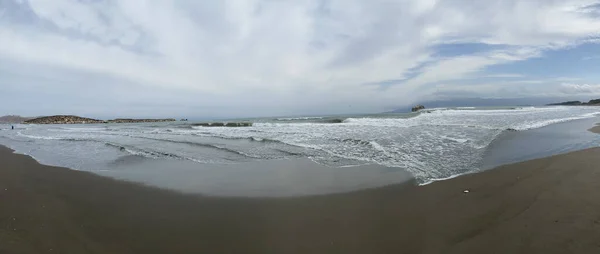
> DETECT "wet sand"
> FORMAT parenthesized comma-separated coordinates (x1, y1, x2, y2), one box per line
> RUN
(589, 123, 600, 133)
(2, 145, 600, 254)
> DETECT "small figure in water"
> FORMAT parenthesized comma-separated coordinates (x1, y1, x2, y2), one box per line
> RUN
(12, 125, 14, 130)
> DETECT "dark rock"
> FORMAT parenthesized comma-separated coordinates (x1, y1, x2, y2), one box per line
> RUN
(411, 105, 425, 112)
(320, 119, 344, 123)
(107, 118, 176, 123)
(193, 122, 252, 127)
(547, 101, 582, 106)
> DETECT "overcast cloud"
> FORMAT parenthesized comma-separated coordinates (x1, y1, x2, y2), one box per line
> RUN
(1, 0, 600, 118)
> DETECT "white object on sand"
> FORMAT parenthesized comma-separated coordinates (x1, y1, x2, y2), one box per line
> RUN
(463, 190, 470, 193)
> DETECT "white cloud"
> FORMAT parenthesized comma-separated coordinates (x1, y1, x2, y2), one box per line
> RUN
(479, 74, 526, 79)
(1, 0, 600, 116)
(559, 83, 600, 94)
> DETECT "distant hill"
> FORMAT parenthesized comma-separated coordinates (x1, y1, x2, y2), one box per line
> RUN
(0, 115, 34, 123)
(588, 99, 600, 105)
(24, 115, 177, 124)
(547, 101, 583, 106)
(25, 115, 104, 124)
(390, 98, 544, 113)
(390, 97, 600, 113)
(547, 99, 600, 106)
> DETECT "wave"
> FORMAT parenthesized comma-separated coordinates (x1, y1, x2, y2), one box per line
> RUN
(16, 132, 64, 140)
(190, 133, 288, 144)
(272, 148, 304, 156)
(316, 118, 345, 123)
(343, 110, 600, 131)
(104, 142, 205, 163)
(440, 135, 469, 143)
(368, 141, 387, 153)
(58, 127, 107, 132)
(269, 117, 345, 124)
(336, 138, 371, 146)
(131, 136, 258, 158)
(276, 116, 324, 121)
(15, 133, 103, 143)
(511, 112, 600, 131)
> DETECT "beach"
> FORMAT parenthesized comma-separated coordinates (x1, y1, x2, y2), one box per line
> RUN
(4, 1, 600, 252)
(2, 138, 600, 253)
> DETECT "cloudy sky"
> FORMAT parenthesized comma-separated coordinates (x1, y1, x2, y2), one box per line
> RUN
(1, 0, 600, 118)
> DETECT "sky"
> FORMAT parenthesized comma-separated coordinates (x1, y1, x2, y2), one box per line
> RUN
(1, 0, 600, 118)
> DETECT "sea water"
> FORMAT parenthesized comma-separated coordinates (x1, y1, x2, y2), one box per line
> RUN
(1, 106, 599, 196)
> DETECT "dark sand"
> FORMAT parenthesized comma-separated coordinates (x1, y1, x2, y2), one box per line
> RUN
(590, 123, 600, 133)
(2, 145, 600, 254)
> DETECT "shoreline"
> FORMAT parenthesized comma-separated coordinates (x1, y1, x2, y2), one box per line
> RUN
(2, 144, 600, 253)
(589, 123, 600, 133)
(4, 117, 598, 197)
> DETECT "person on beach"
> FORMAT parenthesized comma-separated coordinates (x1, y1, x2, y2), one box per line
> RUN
(12, 125, 14, 130)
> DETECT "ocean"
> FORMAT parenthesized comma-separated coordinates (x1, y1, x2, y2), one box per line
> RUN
(1, 106, 600, 196)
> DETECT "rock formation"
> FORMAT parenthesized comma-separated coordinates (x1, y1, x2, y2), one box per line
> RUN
(193, 122, 253, 127)
(24, 116, 177, 124)
(547, 101, 583, 106)
(106, 118, 176, 123)
(411, 105, 425, 112)
(25, 115, 104, 124)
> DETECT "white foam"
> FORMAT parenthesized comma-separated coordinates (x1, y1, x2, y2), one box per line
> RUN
(369, 141, 386, 152)
(512, 112, 600, 131)
(16, 132, 62, 140)
(418, 171, 472, 186)
(59, 127, 106, 132)
(440, 135, 469, 143)
(276, 116, 324, 121)
(4, 106, 600, 186)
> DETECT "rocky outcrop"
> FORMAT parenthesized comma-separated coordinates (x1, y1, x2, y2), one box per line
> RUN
(193, 122, 253, 127)
(106, 118, 176, 123)
(547, 101, 583, 106)
(25, 115, 104, 124)
(225, 122, 253, 127)
(24, 116, 177, 124)
(411, 105, 425, 112)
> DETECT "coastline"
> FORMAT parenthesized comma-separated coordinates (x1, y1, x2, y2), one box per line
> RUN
(2, 142, 600, 253)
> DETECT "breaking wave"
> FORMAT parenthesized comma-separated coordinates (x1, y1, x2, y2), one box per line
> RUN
(4, 106, 600, 185)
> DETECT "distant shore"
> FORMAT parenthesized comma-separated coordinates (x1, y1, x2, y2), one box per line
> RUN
(23, 115, 176, 124)
(547, 98, 600, 106)
(2, 134, 600, 253)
